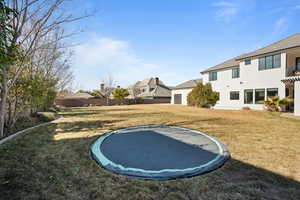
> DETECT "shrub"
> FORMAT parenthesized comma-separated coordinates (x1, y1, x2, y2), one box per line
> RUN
(135, 97, 144, 104)
(112, 88, 129, 100)
(264, 96, 292, 112)
(242, 106, 251, 110)
(37, 112, 57, 122)
(48, 107, 58, 113)
(187, 83, 219, 108)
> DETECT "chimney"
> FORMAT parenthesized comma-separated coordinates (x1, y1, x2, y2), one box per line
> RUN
(155, 77, 159, 85)
(100, 83, 105, 90)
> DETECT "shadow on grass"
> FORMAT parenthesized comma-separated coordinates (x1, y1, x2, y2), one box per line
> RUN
(60, 107, 138, 118)
(60, 111, 107, 117)
(55, 120, 124, 134)
(166, 118, 223, 126)
(105, 112, 171, 119)
(0, 119, 300, 200)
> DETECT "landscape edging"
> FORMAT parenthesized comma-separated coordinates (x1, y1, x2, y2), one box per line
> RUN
(0, 117, 60, 145)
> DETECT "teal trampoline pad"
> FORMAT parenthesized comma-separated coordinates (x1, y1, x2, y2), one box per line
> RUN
(90, 125, 230, 180)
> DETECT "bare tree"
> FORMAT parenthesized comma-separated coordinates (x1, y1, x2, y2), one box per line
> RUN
(4, 27, 75, 134)
(100, 75, 116, 105)
(127, 84, 141, 104)
(29, 29, 75, 92)
(0, 0, 82, 137)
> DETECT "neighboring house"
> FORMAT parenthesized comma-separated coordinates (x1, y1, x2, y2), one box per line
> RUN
(61, 92, 94, 99)
(100, 83, 116, 99)
(56, 92, 95, 107)
(201, 33, 300, 116)
(171, 79, 202, 105)
(128, 77, 171, 100)
(137, 85, 171, 99)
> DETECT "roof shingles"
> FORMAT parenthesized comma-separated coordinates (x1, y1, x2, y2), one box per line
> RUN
(138, 85, 171, 98)
(173, 79, 202, 89)
(201, 33, 300, 74)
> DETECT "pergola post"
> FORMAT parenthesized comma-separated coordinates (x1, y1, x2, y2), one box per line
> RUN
(281, 76, 300, 116)
(295, 81, 300, 116)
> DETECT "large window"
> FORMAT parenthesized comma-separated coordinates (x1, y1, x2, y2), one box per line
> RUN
(258, 54, 281, 70)
(244, 89, 253, 104)
(230, 91, 239, 100)
(232, 67, 240, 78)
(267, 88, 278, 98)
(266, 56, 273, 69)
(209, 72, 217, 81)
(255, 89, 265, 104)
(259, 57, 266, 70)
(273, 54, 281, 68)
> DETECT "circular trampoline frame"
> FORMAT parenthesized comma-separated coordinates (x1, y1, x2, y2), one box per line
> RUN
(90, 125, 230, 180)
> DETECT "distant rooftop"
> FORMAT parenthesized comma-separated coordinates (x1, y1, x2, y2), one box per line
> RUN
(138, 85, 171, 98)
(62, 92, 93, 99)
(173, 79, 202, 89)
(133, 77, 165, 88)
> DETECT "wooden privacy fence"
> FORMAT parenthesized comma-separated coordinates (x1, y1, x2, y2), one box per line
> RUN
(55, 98, 170, 107)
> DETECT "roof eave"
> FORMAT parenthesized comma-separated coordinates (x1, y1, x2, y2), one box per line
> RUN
(236, 45, 300, 60)
(173, 86, 195, 90)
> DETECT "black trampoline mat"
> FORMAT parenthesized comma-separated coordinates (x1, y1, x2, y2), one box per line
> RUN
(100, 130, 217, 170)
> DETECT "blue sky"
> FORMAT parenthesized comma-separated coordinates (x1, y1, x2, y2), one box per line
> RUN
(66, 0, 300, 90)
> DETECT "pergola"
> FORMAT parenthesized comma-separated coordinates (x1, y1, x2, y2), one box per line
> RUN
(281, 76, 300, 116)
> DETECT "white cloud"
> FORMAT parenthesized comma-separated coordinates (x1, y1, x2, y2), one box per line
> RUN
(72, 36, 170, 90)
(212, 1, 239, 23)
(276, 17, 286, 27)
(213, 1, 237, 7)
(272, 17, 288, 36)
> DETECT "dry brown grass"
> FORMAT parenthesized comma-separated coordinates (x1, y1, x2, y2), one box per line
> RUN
(1, 104, 300, 200)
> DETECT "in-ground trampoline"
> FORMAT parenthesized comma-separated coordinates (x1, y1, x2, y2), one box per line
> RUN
(90, 125, 230, 180)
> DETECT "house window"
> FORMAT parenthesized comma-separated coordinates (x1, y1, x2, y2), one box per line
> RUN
(258, 54, 281, 70)
(296, 57, 300, 70)
(230, 91, 239, 100)
(267, 88, 278, 98)
(266, 56, 273, 69)
(209, 72, 217, 81)
(273, 54, 281, 68)
(255, 89, 265, 104)
(232, 67, 240, 78)
(244, 89, 253, 104)
(259, 57, 266, 70)
(245, 59, 251, 65)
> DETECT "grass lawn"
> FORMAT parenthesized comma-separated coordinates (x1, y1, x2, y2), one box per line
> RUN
(1, 104, 300, 200)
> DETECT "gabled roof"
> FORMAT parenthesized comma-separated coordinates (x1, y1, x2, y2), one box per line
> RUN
(138, 85, 171, 98)
(236, 33, 300, 60)
(201, 33, 300, 74)
(201, 58, 239, 74)
(173, 79, 202, 89)
(134, 77, 165, 87)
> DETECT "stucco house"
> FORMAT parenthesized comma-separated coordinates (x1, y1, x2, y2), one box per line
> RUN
(171, 79, 202, 105)
(201, 33, 300, 116)
(128, 77, 171, 100)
